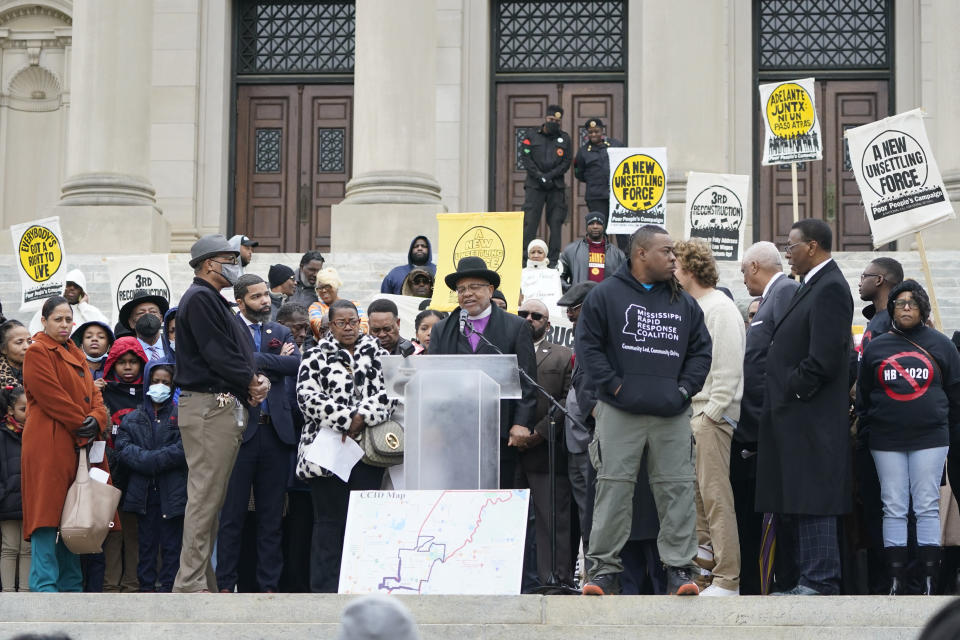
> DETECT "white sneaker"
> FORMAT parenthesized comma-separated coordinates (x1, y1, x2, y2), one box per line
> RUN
(700, 584, 740, 597)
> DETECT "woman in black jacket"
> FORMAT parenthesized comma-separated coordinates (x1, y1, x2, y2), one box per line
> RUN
(0, 385, 29, 591)
(115, 361, 185, 592)
(858, 280, 960, 595)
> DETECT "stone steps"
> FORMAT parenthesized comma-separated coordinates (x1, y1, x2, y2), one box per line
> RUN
(1, 250, 959, 332)
(0, 593, 950, 639)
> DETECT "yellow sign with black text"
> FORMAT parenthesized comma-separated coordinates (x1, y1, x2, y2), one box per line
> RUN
(430, 212, 524, 312)
(10, 216, 67, 312)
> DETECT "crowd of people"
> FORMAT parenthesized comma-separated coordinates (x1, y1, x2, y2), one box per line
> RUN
(0, 216, 958, 600)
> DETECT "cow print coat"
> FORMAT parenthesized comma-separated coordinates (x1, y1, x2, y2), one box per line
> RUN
(295, 332, 395, 479)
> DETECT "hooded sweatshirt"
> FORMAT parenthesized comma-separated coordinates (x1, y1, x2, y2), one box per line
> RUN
(71, 319, 116, 381)
(28, 269, 109, 335)
(575, 262, 713, 417)
(101, 337, 148, 494)
(161, 307, 177, 365)
(380, 236, 436, 295)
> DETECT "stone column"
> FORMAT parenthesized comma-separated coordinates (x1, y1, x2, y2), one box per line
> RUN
(331, 0, 444, 253)
(54, 0, 169, 251)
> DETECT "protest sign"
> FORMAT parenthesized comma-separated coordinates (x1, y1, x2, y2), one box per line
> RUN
(107, 255, 173, 325)
(607, 147, 668, 234)
(683, 172, 750, 261)
(845, 108, 955, 329)
(759, 78, 822, 165)
(430, 212, 523, 312)
(844, 109, 955, 247)
(366, 293, 425, 340)
(10, 216, 66, 312)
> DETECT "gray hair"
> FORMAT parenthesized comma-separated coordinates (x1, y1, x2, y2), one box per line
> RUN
(742, 241, 782, 271)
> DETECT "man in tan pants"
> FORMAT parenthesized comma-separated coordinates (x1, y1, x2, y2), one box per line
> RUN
(172, 235, 269, 593)
(674, 240, 746, 596)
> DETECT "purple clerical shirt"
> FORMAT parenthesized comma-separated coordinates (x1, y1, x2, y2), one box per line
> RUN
(466, 315, 491, 352)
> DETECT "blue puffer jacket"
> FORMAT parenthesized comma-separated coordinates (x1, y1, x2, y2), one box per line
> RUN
(114, 360, 186, 518)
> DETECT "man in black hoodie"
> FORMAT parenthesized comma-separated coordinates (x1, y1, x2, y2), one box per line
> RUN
(576, 224, 712, 596)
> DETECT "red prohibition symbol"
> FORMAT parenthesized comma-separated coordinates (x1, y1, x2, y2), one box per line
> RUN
(877, 350, 933, 402)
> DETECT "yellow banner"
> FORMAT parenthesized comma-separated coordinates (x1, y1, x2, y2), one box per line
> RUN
(429, 212, 524, 312)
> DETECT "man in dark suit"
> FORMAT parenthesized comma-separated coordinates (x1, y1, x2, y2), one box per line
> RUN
(738, 240, 800, 594)
(428, 256, 538, 488)
(216, 274, 300, 593)
(515, 298, 573, 586)
(756, 219, 854, 596)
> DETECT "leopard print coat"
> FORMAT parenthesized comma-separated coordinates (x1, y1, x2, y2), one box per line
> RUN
(295, 333, 394, 479)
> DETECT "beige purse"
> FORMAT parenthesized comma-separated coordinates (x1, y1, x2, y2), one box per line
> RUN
(60, 447, 122, 554)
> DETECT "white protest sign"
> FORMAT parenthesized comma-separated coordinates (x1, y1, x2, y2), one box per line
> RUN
(607, 147, 668, 234)
(107, 255, 173, 325)
(10, 216, 67, 312)
(339, 489, 529, 595)
(760, 78, 823, 165)
(366, 293, 428, 341)
(845, 109, 955, 247)
(683, 172, 751, 262)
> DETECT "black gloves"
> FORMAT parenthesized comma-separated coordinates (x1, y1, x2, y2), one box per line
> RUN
(77, 416, 99, 439)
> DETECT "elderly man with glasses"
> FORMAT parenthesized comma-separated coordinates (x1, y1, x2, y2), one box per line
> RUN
(427, 256, 538, 489)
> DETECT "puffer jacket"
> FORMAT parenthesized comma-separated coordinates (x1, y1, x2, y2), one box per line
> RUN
(295, 333, 394, 479)
(0, 425, 22, 519)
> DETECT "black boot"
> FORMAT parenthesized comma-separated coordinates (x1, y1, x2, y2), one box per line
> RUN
(884, 546, 908, 595)
(918, 545, 942, 595)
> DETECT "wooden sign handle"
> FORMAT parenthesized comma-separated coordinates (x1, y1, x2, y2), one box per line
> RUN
(791, 163, 799, 223)
(915, 231, 943, 331)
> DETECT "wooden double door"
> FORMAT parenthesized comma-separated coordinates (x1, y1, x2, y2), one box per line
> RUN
(495, 82, 625, 247)
(758, 79, 889, 251)
(235, 84, 353, 253)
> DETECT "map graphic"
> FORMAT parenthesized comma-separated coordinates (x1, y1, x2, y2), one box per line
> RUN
(338, 489, 529, 595)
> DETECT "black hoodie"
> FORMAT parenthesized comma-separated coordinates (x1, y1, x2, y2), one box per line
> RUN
(575, 262, 712, 417)
(857, 324, 960, 451)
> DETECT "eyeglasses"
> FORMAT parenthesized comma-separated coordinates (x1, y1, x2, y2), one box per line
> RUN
(331, 318, 360, 328)
(893, 299, 919, 310)
(565, 304, 582, 315)
(517, 310, 545, 321)
(859, 273, 882, 282)
(456, 283, 491, 295)
(316, 284, 334, 292)
(782, 240, 807, 253)
(211, 257, 239, 266)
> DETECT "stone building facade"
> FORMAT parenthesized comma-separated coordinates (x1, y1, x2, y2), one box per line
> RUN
(0, 0, 956, 255)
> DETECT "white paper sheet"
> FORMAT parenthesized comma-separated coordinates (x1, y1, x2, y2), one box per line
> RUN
(89, 468, 110, 484)
(88, 441, 106, 464)
(304, 428, 364, 482)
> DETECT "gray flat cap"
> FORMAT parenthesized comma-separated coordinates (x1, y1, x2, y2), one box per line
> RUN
(557, 281, 598, 307)
(189, 234, 238, 268)
(336, 595, 420, 640)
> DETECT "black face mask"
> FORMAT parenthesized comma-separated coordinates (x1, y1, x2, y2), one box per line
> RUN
(544, 121, 560, 136)
(135, 313, 162, 340)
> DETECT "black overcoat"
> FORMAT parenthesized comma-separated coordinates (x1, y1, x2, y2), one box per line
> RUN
(755, 259, 854, 515)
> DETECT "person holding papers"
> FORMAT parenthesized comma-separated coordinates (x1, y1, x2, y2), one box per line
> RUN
(295, 299, 394, 593)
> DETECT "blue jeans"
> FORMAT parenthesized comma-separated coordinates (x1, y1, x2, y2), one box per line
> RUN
(871, 446, 948, 547)
(29, 527, 83, 592)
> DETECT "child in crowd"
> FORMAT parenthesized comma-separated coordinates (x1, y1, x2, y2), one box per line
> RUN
(0, 385, 30, 591)
(116, 362, 185, 592)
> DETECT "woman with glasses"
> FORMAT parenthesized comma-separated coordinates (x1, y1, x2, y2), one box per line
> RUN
(295, 299, 394, 592)
(307, 267, 368, 340)
(857, 279, 960, 595)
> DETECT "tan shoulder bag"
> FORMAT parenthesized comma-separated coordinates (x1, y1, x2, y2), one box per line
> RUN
(60, 447, 122, 554)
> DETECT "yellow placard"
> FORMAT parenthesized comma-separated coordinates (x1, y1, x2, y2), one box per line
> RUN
(429, 212, 524, 312)
(765, 82, 815, 137)
(17, 224, 62, 282)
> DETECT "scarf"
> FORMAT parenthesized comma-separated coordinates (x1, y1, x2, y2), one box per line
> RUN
(4, 414, 23, 435)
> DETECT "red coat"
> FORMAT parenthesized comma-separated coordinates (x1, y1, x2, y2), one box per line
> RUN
(21, 331, 110, 539)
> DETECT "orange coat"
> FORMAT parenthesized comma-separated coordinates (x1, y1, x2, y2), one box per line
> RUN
(21, 331, 110, 539)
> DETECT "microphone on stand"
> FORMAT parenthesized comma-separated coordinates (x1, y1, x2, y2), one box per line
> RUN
(459, 309, 470, 336)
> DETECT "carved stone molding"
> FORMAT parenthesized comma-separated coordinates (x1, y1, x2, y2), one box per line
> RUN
(2, 64, 61, 111)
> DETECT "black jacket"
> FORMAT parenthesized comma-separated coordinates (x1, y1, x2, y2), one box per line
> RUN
(521, 126, 572, 191)
(573, 137, 623, 200)
(739, 274, 799, 444)
(575, 263, 712, 417)
(115, 381, 187, 518)
(559, 238, 627, 290)
(756, 260, 853, 515)
(174, 277, 256, 401)
(519, 340, 572, 474)
(0, 426, 22, 519)
(427, 304, 538, 437)
(858, 325, 960, 451)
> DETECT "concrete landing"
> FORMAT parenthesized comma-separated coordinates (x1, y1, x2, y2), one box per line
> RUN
(0, 594, 953, 640)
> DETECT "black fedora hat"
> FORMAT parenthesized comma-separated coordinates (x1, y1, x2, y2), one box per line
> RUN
(444, 256, 501, 291)
(119, 289, 170, 330)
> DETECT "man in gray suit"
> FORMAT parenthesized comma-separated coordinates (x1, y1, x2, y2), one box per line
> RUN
(736, 241, 800, 594)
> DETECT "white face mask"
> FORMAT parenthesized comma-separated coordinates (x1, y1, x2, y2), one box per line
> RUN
(146, 383, 172, 404)
(86, 352, 108, 363)
(168, 340, 175, 352)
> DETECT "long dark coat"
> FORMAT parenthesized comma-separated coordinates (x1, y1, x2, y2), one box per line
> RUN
(755, 260, 854, 515)
(21, 331, 110, 539)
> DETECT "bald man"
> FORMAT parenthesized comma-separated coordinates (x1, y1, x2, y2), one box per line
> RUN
(515, 299, 574, 587)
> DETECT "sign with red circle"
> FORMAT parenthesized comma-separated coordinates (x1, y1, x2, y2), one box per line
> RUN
(876, 350, 933, 402)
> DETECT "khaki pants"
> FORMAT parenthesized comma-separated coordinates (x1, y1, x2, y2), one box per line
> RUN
(586, 401, 698, 577)
(691, 413, 741, 591)
(173, 391, 246, 593)
(102, 511, 139, 592)
(1, 519, 30, 592)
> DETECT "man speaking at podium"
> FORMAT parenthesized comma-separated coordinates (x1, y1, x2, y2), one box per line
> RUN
(428, 256, 538, 488)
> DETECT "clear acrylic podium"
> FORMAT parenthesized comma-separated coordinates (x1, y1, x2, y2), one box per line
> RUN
(381, 355, 521, 490)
